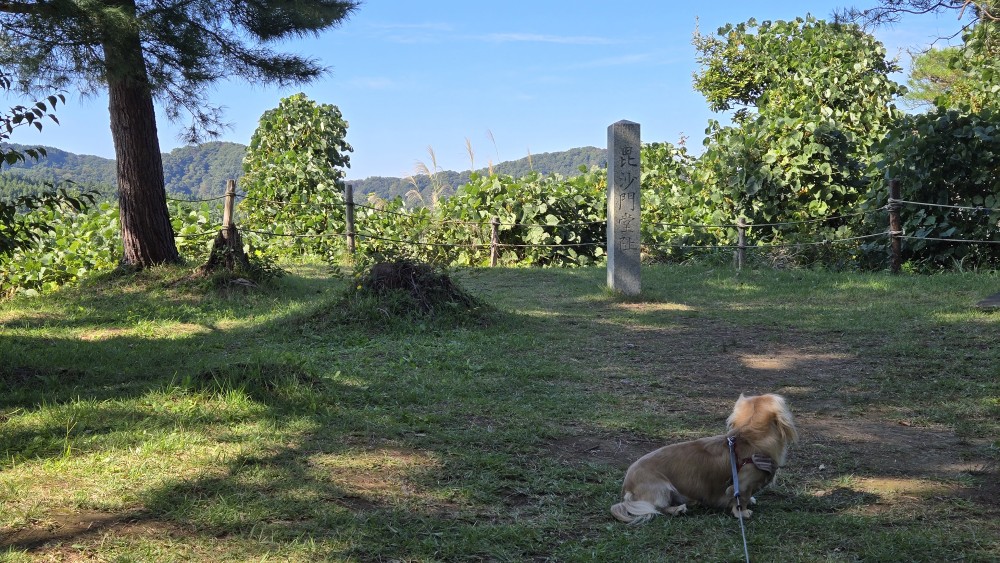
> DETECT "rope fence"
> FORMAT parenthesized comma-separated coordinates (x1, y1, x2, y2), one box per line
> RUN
(166, 195, 227, 203)
(650, 208, 877, 230)
(178, 178, 999, 271)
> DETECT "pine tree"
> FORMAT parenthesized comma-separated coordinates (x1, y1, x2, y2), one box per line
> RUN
(0, 0, 359, 267)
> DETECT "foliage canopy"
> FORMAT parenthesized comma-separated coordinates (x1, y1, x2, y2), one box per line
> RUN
(241, 93, 353, 261)
(693, 17, 905, 254)
(0, 0, 361, 140)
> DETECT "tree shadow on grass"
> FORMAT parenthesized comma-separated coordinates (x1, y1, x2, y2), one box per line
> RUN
(2, 266, 999, 560)
(0, 268, 553, 559)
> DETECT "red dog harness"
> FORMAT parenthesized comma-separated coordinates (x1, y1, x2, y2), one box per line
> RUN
(730, 438, 776, 474)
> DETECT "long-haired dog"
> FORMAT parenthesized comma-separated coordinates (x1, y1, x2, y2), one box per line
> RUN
(610, 393, 797, 524)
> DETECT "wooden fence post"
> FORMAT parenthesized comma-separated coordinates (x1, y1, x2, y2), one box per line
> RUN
(197, 178, 250, 275)
(889, 179, 901, 274)
(735, 217, 746, 271)
(490, 216, 500, 267)
(345, 183, 356, 255)
(222, 179, 236, 241)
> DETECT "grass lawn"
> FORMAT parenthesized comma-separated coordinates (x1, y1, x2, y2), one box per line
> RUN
(1, 263, 998, 561)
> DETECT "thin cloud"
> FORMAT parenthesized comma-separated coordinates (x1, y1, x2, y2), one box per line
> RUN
(369, 22, 454, 32)
(349, 77, 397, 90)
(569, 52, 660, 69)
(481, 32, 614, 45)
(368, 21, 455, 43)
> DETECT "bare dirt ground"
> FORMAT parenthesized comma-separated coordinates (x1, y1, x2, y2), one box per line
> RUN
(1, 510, 182, 559)
(549, 303, 999, 516)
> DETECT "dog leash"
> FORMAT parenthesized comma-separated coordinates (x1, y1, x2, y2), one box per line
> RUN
(727, 435, 751, 563)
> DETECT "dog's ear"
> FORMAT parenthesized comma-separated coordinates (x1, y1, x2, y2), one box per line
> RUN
(727, 395, 745, 430)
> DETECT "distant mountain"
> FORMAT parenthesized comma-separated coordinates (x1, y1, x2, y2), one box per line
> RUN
(0, 143, 608, 202)
(0, 145, 117, 197)
(0, 142, 245, 199)
(161, 142, 247, 199)
(347, 146, 608, 202)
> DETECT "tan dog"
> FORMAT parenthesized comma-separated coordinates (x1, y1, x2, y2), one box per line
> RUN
(610, 393, 798, 524)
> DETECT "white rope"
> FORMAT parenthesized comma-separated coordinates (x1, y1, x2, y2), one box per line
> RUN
(889, 198, 1000, 213)
(651, 231, 886, 250)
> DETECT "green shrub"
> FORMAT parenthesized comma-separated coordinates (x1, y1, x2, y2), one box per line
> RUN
(1, 199, 220, 297)
(867, 107, 1000, 271)
(240, 93, 352, 262)
(0, 202, 120, 296)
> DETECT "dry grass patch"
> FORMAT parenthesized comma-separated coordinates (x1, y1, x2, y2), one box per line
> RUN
(310, 447, 447, 507)
(76, 327, 135, 341)
(0, 508, 183, 553)
(739, 350, 854, 371)
(854, 476, 955, 497)
(615, 302, 696, 312)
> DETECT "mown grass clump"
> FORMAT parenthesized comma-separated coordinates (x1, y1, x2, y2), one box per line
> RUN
(317, 259, 496, 330)
(183, 361, 324, 402)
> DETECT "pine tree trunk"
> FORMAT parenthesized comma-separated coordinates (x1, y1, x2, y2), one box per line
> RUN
(103, 1, 179, 267)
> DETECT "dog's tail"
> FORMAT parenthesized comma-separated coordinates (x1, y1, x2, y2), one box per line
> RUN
(610, 493, 660, 525)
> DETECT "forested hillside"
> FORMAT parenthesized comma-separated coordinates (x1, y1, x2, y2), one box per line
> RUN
(0, 145, 117, 198)
(0, 143, 606, 202)
(161, 142, 247, 198)
(0, 142, 246, 199)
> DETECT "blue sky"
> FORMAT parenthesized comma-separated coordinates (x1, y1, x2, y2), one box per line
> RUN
(6, 1, 969, 180)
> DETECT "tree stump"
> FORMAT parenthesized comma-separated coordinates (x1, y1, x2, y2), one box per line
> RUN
(197, 178, 252, 277)
(197, 224, 252, 275)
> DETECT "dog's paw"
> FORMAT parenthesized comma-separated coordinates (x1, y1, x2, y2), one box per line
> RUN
(665, 504, 687, 516)
(731, 506, 753, 519)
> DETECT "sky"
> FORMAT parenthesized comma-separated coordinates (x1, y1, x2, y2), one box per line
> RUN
(3, 1, 971, 180)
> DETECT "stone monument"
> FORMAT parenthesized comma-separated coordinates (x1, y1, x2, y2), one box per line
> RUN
(607, 120, 641, 295)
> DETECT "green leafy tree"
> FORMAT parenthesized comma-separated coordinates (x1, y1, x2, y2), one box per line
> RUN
(640, 141, 721, 262)
(692, 17, 905, 254)
(905, 47, 970, 109)
(865, 9, 1000, 270)
(840, 1, 999, 111)
(241, 93, 353, 261)
(0, 0, 359, 267)
(904, 9, 999, 111)
(949, 4, 1000, 111)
